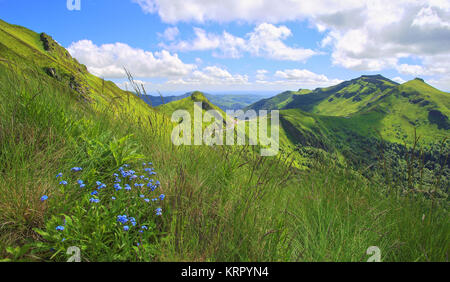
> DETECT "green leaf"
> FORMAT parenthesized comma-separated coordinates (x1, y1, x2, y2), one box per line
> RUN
(33, 228, 51, 240)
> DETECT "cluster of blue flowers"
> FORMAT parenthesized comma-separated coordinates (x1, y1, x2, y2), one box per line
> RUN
(110, 163, 165, 232)
(117, 215, 140, 232)
(109, 163, 165, 209)
(41, 167, 86, 202)
(116, 214, 150, 233)
(42, 163, 165, 239)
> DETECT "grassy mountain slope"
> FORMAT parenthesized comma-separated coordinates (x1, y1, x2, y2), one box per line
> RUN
(158, 91, 226, 116)
(304, 75, 399, 116)
(277, 106, 449, 196)
(245, 75, 449, 185)
(244, 89, 312, 112)
(247, 74, 449, 146)
(0, 19, 448, 262)
(245, 75, 398, 115)
(0, 19, 152, 119)
(157, 91, 235, 130)
(157, 91, 264, 148)
(360, 78, 449, 144)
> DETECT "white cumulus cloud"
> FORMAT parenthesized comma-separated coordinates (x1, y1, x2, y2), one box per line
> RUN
(273, 69, 343, 86)
(392, 77, 406, 84)
(132, 0, 363, 24)
(166, 66, 249, 86)
(158, 27, 180, 41)
(162, 23, 317, 61)
(255, 69, 269, 80)
(67, 40, 195, 78)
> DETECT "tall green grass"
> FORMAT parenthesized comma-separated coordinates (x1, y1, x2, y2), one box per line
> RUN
(0, 65, 448, 262)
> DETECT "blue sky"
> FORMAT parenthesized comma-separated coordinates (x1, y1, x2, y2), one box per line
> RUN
(1, 0, 449, 95)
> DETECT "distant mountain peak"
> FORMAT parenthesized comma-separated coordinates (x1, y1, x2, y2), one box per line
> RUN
(360, 74, 385, 79)
(403, 77, 430, 86)
(357, 74, 398, 84)
(190, 91, 208, 102)
(401, 77, 447, 95)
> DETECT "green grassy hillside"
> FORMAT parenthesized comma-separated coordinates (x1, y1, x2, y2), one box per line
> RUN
(157, 91, 265, 150)
(247, 74, 449, 146)
(360, 78, 450, 144)
(0, 19, 153, 119)
(246, 75, 398, 114)
(158, 91, 226, 117)
(278, 105, 449, 192)
(157, 91, 235, 133)
(0, 19, 448, 262)
(305, 75, 398, 116)
(244, 74, 450, 189)
(244, 89, 312, 112)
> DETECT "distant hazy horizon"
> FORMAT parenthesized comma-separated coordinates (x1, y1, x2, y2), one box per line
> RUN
(138, 90, 278, 98)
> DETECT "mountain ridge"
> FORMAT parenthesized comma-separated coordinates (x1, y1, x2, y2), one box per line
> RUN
(246, 74, 400, 114)
(140, 91, 266, 110)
